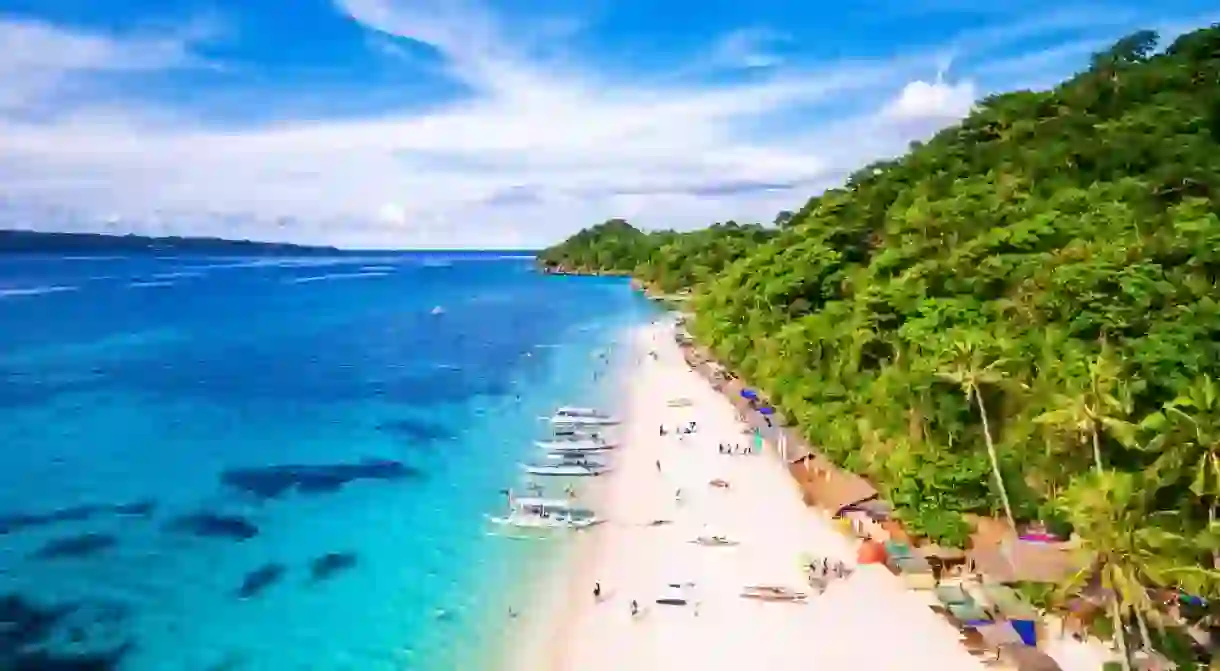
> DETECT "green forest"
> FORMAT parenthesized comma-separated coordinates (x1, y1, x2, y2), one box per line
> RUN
(540, 25, 1220, 664)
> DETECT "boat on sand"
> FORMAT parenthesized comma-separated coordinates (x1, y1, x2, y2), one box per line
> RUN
(739, 585, 809, 602)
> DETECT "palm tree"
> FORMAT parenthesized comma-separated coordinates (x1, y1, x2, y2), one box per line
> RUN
(1057, 471, 1214, 670)
(1142, 375, 1220, 568)
(1034, 343, 1137, 475)
(936, 333, 1016, 530)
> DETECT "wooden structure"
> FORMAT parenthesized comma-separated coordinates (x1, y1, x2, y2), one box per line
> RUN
(967, 536, 1084, 584)
(788, 453, 879, 515)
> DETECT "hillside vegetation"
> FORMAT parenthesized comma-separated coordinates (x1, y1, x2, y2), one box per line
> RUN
(540, 24, 1220, 647)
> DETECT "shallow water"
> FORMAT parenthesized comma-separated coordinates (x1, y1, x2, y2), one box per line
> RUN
(0, 253, 653, 670)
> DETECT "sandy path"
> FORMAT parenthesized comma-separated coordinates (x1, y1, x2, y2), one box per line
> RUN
(532, 321, 986, 671)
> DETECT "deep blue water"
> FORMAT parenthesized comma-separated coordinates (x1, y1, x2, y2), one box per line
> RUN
(0, 254, 653, 671)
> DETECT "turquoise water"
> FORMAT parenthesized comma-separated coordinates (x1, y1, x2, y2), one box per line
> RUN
(0, 254, 654, 670)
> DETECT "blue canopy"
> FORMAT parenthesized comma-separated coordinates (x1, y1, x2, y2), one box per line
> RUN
(740, 389, 758, 400)
(758, 406, 775, 416)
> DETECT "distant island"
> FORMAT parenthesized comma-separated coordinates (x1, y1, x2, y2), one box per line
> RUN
(0, 229, 346, 255)
(0, 229, 539, 257)
(540, 24, 1220, 668)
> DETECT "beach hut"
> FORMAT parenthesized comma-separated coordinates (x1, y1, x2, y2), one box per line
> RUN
(967, 537, 1083, 585)
(785, 452, 879, 516)
(1000, 644, 1064, 671)
(812, 466, 879, 516)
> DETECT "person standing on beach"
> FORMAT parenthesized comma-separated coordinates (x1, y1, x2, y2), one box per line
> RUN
(630, 600, 639, 617)
(655, 459, 662, 473)
(593, 582, 602, 601)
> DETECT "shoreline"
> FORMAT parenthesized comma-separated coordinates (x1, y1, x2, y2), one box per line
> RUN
(514, 319, 989, 671)
(501, 322, 647, 671)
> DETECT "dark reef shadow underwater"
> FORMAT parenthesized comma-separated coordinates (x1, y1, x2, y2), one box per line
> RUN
(0, 253, 652, 670)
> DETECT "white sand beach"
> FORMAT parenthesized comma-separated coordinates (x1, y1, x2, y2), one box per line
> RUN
(526, 321, 989, 671)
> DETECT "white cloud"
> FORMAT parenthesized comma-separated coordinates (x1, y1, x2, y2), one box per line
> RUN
(883, 79, 977, 120)
(0, 0, 1195, 248)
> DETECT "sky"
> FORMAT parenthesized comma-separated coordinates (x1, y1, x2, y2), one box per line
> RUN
(0, 1, 1215, 249)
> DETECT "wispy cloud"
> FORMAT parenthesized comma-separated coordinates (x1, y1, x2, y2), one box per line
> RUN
(708, 27, 790, 70)
(0, 17, 217, 113)
(0, 0, 1209, 248)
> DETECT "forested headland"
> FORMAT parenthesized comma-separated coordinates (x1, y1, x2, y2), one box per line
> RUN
(540, 25, 1220, 663)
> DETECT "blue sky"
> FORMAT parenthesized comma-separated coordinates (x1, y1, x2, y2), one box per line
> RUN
(0, 0, 1215, 248)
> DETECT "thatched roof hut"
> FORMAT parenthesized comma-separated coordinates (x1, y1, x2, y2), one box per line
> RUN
(967, 537, 1084, 584)
(789, 453, 879, 515)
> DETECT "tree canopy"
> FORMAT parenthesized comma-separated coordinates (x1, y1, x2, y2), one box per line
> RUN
(541, 25, 1220, 655)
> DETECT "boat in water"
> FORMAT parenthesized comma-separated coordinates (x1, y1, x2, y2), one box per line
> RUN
(550, 406, 620, 426)
(488, 497, 602, 529)
(534, 435, 617, 453)
(522, 455, 612, 476)
(543, 451, 609, 466)
(551, 422, 610, 440)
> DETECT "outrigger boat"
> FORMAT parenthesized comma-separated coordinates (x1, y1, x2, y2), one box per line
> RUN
(534, 436, 617, 453)
(739, 585, 809, 603)
(551, 423, 608, 440)
(488, 497, 603, 530)
(522, 455, 612, 476)
(549, 406, 620, 427)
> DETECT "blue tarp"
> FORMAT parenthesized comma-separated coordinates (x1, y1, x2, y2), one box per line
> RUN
(740, 389, 758, 400)
(758, 406, 774, 415)
(1010, 618, 1038, 646)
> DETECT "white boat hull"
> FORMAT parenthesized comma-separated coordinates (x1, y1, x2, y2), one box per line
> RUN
(522, 463, 612, 476)
(542, 453, 610, 468)
(488, 515, 602, 530)
(535, 439, 617, 453)
(551, 417, 619, 427)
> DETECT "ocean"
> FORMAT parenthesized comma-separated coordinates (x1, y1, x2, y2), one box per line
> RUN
(0, 253, 654, 671)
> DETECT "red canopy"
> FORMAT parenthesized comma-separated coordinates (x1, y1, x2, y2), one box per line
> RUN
(857, 540, 888, 565)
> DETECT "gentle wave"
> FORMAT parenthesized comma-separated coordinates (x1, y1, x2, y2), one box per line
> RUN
(359, 265, 398, 272)
(191, 257, 397, 271)
(0, 285, 79, 298)
(284, 271, 392, 284)
(128, 281, 176, 288)
(152, 271, 205, 280)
